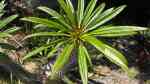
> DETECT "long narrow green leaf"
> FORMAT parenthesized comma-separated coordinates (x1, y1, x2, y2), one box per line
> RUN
(82, 45, 92, 68)
(82, 0, 97, 27)
(87, 5, 126, 31)
(82, 35, 128, 71)
(0, 33, 11, 38)
(4, 27, 20, 33)
(58, 0, 75, 25)
(78, 44, 88, 84)
(83, 0, 97, 21)
(21, 17, 67, 31)
(38, 6, 72, 29)
(57, 0, 67, 10)
(0, 14, 18, 29)
(0, 0, 6, 18)
(23, 45, 51, 60)
(63, 76, 75, 84)
(47, 41, 64, 58)
(23, 39, 63, 60)
(89, 26, 147, 37)
(66, 0, 74, 13)
(86, 7, 114, 30)
(91, 26, 147, 33)
(77, 0, 84, 25)
(38, 6, 62, 18)
(24, 32, 68, 40)
(86, 7, 114, 31)
(84, 3, 106, 28)
(52, 44, 74, 75)
(65, 0, 76, 25)
(94, 32, 137, 37)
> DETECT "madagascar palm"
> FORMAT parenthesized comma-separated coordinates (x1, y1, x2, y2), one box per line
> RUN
(21, 0, 147, 83)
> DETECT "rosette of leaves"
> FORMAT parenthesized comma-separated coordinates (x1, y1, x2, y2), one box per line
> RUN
(21, 0, 147, 83)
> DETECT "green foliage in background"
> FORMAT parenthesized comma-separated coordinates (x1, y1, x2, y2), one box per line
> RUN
(21, 0, 147, 84)
(0, 0, 19, 38)
(0, 0, 19, 50)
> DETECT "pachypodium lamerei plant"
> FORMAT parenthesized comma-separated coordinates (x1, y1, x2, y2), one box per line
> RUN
(21, 0, 147, 83)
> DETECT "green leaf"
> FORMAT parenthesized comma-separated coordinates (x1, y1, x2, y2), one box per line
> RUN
(65, 0, 76, 25)
(82, 35, 128, 72)
(77, 0, 85, 25)
(83, 3, 105, 28)
(94, 32, 137, 37)
(0, 14, 18, 29)
(52, 44, 74, 76)
(24, 32, 68, 40)
(57, 0, 75, 25)
(83, 0, 97, 24)
(0, 32, 11, 38)
(4, 27, 20, 33)
(38, 6, 72, 29)
(38, 6, 62, 18)
(21, 17, 67, 31)
(23, 39, 64, 60)
(47, 41, 64, 58)
(81, 45, 93, 68)
(0, 0, 6, 18)
(66, 0, 75, 14)
(89, 26, 147, 37)
(23, 45, 51, 60)
(57, 0, 67, 10)
(78, 44, 88, 84)
(87, 5, 126, 31)
(63, 76, 75, 84)
(86, 7, 114, 31)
